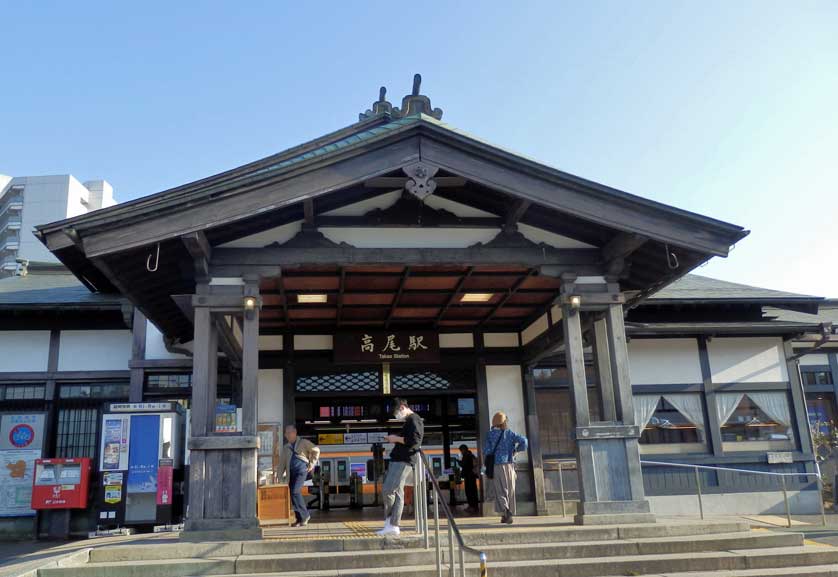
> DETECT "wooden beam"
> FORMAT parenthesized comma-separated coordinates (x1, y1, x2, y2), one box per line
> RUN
(479, 269, 536, 326)
(214, 314, 243, 369)
(505, 199, 531, 229)
(335, 267, 346, 327)
(434, 266, 474, 327)
(385, 267, 410, 329)
(303, 198, 315, 227)
(278, 270, 290, 328)
(182, 231, 213, 280)
(211, 246, 602, 270)
(315, 215, 502, 228)
(363, 176, 467, 188)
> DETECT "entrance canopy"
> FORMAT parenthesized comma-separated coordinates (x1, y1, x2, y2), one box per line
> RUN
(36, 75, 748, 343)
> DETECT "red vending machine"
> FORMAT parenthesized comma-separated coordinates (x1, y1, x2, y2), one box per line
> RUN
(31, 458, 91, 509)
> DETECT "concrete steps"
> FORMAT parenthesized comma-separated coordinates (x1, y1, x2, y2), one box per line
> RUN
(35, 521, 838, 577)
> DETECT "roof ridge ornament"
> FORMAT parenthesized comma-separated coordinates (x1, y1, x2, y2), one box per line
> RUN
(359, 86, 393, 121)
(359, 74, 443, 121)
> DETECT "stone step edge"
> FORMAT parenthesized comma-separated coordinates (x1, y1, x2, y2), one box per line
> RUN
(84, 530, 783, 564)
(58, 545, 836, 573)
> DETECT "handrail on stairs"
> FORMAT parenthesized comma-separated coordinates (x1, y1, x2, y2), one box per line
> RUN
(415, 449, 488, 577)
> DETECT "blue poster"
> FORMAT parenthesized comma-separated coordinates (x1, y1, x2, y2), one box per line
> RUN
(127, 415, 159, 494)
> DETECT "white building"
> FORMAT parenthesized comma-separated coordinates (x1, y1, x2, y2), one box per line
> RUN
(0, 174, 116, 276)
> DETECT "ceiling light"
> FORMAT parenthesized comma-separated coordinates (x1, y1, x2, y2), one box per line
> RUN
(460, 293, 493, 303)
(297, 294, 328, 304)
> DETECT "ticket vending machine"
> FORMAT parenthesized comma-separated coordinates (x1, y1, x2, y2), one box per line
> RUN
(96, 402, 185, 529)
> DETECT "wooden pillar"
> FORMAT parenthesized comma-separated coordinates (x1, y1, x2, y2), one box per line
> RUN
(522, 365, 548, 515)
(562, 281, 653, 525)
(474, 332, 490, 506)
(129, 308, 147, 402)
(240, 280, 260, 520)
(183, 285, 261, 540)
(592, 316, 616, 421)
(698, 337, 725, 457)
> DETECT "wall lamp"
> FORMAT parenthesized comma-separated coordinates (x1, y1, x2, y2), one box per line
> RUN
(568, 295, 582, 313)
(243, 296, 258, 311)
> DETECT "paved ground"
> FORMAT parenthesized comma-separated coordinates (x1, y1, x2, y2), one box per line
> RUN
(2, 512, 837, 577)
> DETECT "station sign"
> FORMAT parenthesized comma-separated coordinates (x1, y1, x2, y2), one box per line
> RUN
(334, 331, 439, 364)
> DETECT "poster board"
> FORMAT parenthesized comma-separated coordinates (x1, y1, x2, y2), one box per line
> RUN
(0, 413, 46, 517)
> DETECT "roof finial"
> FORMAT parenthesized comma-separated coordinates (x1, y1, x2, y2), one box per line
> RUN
(392, 73, 443, 120)
(359, 85, 394, 120)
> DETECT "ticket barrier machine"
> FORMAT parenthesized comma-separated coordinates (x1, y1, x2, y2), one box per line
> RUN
(96, 402, 185, 529)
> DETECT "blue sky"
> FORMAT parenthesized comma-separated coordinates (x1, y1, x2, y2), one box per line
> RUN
(2, 1, 836, 296)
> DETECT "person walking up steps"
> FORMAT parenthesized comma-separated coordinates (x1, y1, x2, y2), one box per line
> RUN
(376, 397, 424, 537)
(483, 411, 527, 524)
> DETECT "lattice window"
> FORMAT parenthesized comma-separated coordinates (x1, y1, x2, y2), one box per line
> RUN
(296, 371, 379, 393)
(146, 374, 192, 389)
(0, 384, 45, 400)
(59, 383, 129, 399)
(392, 368, 474, 392)
(55, 406, 99, 459)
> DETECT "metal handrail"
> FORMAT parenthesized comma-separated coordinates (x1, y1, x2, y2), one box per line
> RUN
(417, 449, 488, 577)
(640, 459, 827, 528)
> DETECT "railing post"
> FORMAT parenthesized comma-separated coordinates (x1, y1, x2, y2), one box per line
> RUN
(781, 475, 792, 528)
(815, 461, 827, 527)
(434, 484, 442, 577)
(448, 523, 455, 577)
(423, 463, 431, 549)
(559, 462, 566, 517)
(694, 466, 704, 520)
(458, 546, 466, 577)
(479, 552, 488, 577)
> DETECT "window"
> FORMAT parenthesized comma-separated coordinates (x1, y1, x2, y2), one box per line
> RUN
(802, 371, 833, 386)
(59, 383, 129, 399)
(145, 374, 191, 389)
(717, 392, 795, 452)
(635, 394, 706, 454)
(55, 407, 98, 458)
(536, 388, 602, 457)
(0, 384, 45, 400)
(806, 392, 836, 433)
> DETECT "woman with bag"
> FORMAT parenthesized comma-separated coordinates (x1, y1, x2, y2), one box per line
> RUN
(482, 411, 528, 524)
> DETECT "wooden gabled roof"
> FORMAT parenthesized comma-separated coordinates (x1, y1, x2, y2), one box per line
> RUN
(35, 78, 749, 341)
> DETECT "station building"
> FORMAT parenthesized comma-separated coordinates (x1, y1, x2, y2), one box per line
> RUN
(1, 77, 836, 538)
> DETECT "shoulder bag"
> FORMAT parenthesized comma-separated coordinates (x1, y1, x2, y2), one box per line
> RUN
(484, 430, 505, 479)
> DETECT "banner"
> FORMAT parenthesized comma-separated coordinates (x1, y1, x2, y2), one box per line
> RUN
(127, 415, 159, 494)
(156, 459, 174, 505)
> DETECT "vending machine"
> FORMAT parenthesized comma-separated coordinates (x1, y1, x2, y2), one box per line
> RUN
(96, 402, 185, 528)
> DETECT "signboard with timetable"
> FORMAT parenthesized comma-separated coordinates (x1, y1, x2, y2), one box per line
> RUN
(334, 331, 440, 364)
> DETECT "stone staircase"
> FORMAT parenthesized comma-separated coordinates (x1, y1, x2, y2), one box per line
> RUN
(35, 520, 838, 577)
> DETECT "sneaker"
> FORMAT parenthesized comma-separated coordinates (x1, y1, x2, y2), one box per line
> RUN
(376, 524, 401, 537)
(300, 515, 310, 527)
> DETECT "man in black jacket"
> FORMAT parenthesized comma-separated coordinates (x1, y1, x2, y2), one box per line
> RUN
(376, 397, 424, 537)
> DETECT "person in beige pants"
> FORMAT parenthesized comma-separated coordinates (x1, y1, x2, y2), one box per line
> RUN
(483, 411, 528, 524)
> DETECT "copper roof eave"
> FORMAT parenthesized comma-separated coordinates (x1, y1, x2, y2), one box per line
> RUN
(36, 116, 747, 262)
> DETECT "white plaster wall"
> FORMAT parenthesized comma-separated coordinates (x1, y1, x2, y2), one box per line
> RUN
(145, 321, 189, 360)
(321, 191, 401, 216)
(483, 333, 519, 348)
(485, 365, 527, 454)
(58, 330, 131, 371)
(423, 195, 497, 217)
(319, 227, 499, 249)
(258, 369, 283, 424)
(518, 223, 596, 249)
(218, 221, 301, 248)
(627, 338, 703, 385)
(521, 313, 549, 346)
(293, 334, 333, 350)
(439, 333, 473, 348)
(259, 335, 284, 351)
(708, 337, 789, 383)
(800, 353, 830, 366)
(0, 331, 51, 372)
